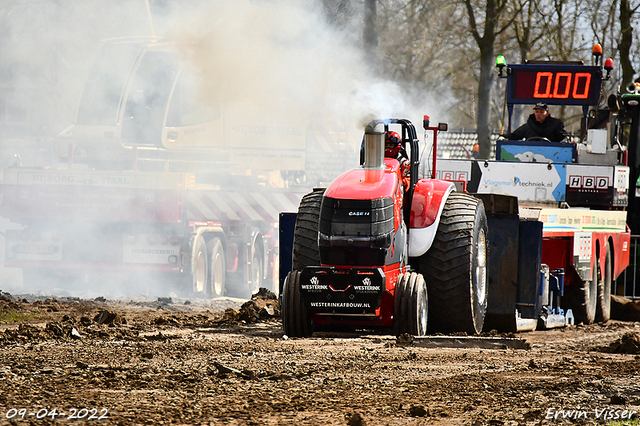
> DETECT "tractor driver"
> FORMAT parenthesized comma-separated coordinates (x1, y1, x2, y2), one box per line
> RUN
(504, 103, 570, 142)
(385, 131, 410, 191)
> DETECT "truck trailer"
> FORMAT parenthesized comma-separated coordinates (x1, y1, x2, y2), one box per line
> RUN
(0, 37, 353, 299)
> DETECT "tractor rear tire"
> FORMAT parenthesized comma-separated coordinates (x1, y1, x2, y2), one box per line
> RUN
(282, 270, 314, 337)
(596, 241, 612, 323)
(292, 189, 325, 270)
(420, 192, 488, 335)
(394, 272, 428, 336)
(281, 189, 324, 338)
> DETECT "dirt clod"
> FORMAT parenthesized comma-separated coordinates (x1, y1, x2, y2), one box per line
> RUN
(409, 405, 428, 417)
(396, 333, 414, 345)
(346, 412, 366, 426)
(604, 331, 640, 354)
(94, 309, 125, 325)
(610, 394, 627, 405)
(611, 295, 640, 321)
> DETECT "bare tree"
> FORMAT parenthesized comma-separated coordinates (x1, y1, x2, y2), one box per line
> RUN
(322, 0, 353, 26)
(512, 0, 548, 62)
(585, 0, 639, 95)
(335, 0, 638, 136)
(364, 0, 378, 58)
(619, 0, 639, 91)
(463, 0, 519, 158)
(375, 0, 472, 124)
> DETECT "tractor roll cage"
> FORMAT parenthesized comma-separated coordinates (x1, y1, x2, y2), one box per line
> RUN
(380, 118, 419, 228)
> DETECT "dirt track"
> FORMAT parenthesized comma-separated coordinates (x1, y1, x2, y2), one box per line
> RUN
(1, 290, 640, 426)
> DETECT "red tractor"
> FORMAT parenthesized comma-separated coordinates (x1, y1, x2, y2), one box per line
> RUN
(281, 118, 488, 337)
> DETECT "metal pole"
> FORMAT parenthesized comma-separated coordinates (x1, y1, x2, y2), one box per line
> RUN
(145, 0, 156, 36)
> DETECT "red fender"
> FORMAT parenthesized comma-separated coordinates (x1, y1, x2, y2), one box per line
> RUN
(410, 179, 455, 228)
(594, 230, 630, 280)
(407, 179, 455, 258)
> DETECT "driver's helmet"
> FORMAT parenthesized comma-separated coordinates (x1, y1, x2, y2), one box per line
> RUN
(385, 131, 402, 157)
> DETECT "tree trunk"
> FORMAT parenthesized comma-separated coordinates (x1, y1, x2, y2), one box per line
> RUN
(619, 0, 636, 91)
(364, 0, 378, 66)
(467, 0, 502, 160)
(477, 42, 495, 159)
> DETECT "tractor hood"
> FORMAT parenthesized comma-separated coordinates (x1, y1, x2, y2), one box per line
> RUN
(324, 160, 400, 201)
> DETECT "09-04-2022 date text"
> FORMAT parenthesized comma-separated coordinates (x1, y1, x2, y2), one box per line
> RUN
(5, 407, 108, 421)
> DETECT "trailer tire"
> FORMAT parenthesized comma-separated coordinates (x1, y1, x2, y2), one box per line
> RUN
(292, 189, 325, 270)
(566, 271, 598, 325)
(596, 241, 612, 323)
(282, 270, 314, 337)
(394, 272, 428, 336)
(207, 237, 225, 298)
(192, 235, 208, 297)
(420, 192, 488, 335)
(248, 251, 263, 297)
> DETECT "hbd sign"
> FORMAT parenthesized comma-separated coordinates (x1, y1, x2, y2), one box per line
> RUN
(568, 175, 609, 189)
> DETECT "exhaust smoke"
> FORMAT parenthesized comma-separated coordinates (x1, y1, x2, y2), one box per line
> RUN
(1, 0, 438, 300)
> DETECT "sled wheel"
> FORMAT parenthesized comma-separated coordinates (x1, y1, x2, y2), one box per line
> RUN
(207, 237, 226, 298)
(282, 270, 314, 337)
(421, 192, 488, 335)
(394, 272, 428, 336)
(192, 235, 208, 297)
(292, 189, 325, 270)
(596, 241, 612, 323)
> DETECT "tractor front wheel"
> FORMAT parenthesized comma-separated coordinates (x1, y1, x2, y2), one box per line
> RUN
(394, 272, 428, 336)
(282, 270, 314, 337)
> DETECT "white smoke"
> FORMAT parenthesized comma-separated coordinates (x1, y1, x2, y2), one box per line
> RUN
(167, 0, 412, 133)
(1, 0, 440, 299)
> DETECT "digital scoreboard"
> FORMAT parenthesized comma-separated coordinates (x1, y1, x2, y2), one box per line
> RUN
(507, 64, 603, 106)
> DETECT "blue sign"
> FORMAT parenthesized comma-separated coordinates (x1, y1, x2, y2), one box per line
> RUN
(497, 140, 577, 164)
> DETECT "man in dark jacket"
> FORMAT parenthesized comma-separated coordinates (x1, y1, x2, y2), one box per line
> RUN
(505, 103, 569, 142)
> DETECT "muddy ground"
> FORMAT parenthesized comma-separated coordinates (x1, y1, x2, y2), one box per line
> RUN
(1, 289, 640, 426)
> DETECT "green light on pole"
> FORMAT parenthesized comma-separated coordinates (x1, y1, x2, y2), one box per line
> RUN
(496, 55, 506, 77)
